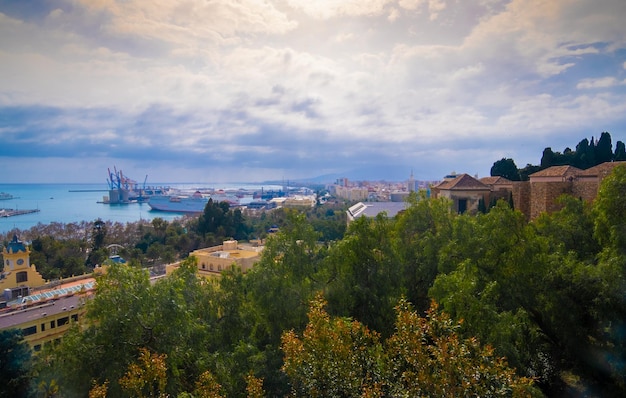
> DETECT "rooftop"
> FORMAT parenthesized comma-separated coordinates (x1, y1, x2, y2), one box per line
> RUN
(435, 174, 489, 190)
(479, 176, 513, 185)
(530, 165, 581, 178)
(347, 201, 409, 219)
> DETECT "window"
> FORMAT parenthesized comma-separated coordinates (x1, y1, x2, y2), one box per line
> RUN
(202, 263, 206, 269)
(50, 321, 55, 329)
(16, 271, 28, 283)
(57, 316, 69, 326)
(22, 325, 37, 336)
(71, 314, 78, 322)
(41, 323, 46, 332)
(34, 345, 42, 352)
(458, 199, 468, 214)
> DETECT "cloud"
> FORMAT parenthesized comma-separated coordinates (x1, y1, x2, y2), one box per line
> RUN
(577, 77, 625, 89)
(0, 0, 625, 183)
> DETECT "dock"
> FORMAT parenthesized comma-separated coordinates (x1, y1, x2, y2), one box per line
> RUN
(0, 208, 40, 217)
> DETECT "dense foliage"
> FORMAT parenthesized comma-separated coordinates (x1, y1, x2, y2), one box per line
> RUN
(0, 330, 32, 398)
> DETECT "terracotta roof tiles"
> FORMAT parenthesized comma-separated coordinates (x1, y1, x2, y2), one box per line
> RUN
(440, 174, 489, 190)
(530, 165, 581, 178)
(579, 161, 626, 176)
(480, 176, 512, 185)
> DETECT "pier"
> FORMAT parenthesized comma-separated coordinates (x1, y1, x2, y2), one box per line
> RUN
(0, 208, 40, 218)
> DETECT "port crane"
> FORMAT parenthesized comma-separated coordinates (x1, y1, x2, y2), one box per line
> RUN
(106, 167, 137, 191)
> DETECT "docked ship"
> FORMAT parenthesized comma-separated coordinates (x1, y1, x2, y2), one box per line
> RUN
(147, 191, 241, 213)
(147, 191, 209, 213)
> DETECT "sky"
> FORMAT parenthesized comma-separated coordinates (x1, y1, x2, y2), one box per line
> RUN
(1, 0, 626, 184)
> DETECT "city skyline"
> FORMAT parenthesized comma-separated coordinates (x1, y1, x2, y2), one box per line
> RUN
(1, 1, 625, 183)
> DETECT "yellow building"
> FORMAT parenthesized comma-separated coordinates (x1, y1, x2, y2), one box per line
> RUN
(283, 195, 316, 209)
(0, 280, 94, 351)
(168, 240, 264, 278)
(1, 234, 46, 296)
(0, 235, 94, 351)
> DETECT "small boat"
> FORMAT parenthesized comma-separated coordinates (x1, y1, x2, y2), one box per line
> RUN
(0, 192, 18, 200)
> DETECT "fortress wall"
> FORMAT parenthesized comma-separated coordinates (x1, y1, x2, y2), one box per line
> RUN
(512, 181, 531, 220)
(530, 181, 572, 220)
(572, 179, 599, 202)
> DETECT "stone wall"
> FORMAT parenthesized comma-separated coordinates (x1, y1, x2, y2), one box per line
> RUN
(530, 181, 572, 220)
(512, 181, 531, 220)
(571, 178, 599, 202)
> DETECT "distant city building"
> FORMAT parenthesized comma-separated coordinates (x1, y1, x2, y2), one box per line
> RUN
(408, 170, 417, 192)
(246, 200, 276, 210)
(283, 195, 316, 209)
(389, 191, 410, 202)
(336, 177, 349, 187)
(333, 186, 369, 202)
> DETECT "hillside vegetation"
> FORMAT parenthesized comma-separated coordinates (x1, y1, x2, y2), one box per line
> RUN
(3, 133, 626, 397)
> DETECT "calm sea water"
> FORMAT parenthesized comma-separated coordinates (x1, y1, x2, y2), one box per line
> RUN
(0, 183, 282, 234)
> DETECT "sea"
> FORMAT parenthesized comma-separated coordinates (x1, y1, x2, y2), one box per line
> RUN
(0, 183, 283, 235)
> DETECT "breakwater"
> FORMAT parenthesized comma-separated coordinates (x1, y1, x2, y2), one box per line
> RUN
(0, 208, 40, 217)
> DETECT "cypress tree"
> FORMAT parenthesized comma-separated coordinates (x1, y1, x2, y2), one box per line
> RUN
(614, 141, 626, 161)
(595, 132, 613, 165)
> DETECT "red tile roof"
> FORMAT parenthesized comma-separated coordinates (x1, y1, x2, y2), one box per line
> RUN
(437, 174, 489, 190)
(530, 165, 581, 178)
(579, 161, 626, 176)
(479, 176, 512, 185)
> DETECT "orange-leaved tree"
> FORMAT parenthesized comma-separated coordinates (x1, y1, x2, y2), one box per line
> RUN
(282, 293, 539, 397)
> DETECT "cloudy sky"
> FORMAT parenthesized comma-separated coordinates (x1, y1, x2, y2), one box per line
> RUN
(1, 0, 625, 184)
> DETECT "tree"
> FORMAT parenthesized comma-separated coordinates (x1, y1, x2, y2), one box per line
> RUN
(42, 259, 221, 397)
(491, 158, 521, 181)
(429, 199, 626, 395)
(246, 212, 327, 396)
(614, 140, 626, 161)
(386, 299, 538, 397)
(595, 131, 613, 165)
(0, 329, 32, 398)
(281, 294, 538, 397)
(325, 213, 401, 337)
(92, 218, 107, 250)
(534, 195, 600, 263)
(86, 218, 108, 267)
(540, 147, 556, 168)
(247, 212, 326, 345)
(119, 348, 168, 398)
(281, 294, 384, 397)
(189, 371, 225, 398)
(519, 164, 543, 181)
(593, 164, 626, 254)
(393, 194, 454, 314)
(574, 138, 592, 169)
